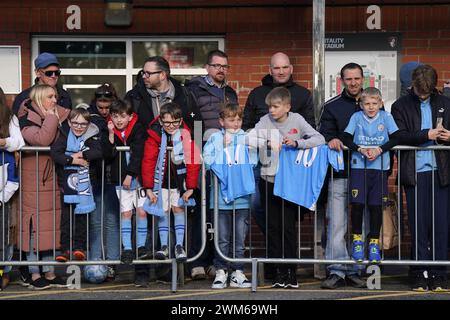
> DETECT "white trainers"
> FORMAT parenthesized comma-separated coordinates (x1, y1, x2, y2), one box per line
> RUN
(191, 266, 206, 280)
(230, 270, 252, 288)
(211, 269, 228, 289)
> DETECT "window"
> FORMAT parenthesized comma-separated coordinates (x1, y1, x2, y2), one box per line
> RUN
(32, 36, 224, 106)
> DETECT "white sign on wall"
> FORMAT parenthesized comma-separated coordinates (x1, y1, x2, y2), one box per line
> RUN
(325, 33, 401, 112)
(0, 46, 21, 94)
(325, 51, 398, 112)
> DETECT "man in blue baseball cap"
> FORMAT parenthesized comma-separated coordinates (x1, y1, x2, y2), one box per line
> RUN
(12, 52, 72, 115)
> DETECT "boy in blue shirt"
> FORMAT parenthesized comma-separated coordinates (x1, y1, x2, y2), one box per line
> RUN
(203, 103, 256, 289)
(341, 87, 400, 264)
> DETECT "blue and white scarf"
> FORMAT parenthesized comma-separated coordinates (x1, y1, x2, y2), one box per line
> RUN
(63, 130, 96, 214)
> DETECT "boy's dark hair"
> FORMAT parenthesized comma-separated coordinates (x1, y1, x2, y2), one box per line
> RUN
(160, 102, 182, 120)
(219, 103, 243, 119)
(69, 107, 91, 122)
(207, 50, 228, 64)
(110, 99, 133, 116)
(143, 56, 171, 77)
(340, 62, 364, 79)
(412, 64, 437, 94)
(265, 87, 291, 106)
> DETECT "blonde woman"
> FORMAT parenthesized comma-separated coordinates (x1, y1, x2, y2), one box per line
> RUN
(17, 84, 70, 290)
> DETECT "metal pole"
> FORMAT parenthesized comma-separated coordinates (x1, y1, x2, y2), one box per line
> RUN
(313, 0, 325, 126)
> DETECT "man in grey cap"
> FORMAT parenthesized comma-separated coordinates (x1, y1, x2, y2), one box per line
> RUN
(12, 52, 72, 114)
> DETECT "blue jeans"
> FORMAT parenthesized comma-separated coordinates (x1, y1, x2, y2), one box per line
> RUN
(213, 209, 249, 271)
(325, 178, 359, 278)
(27, 230, 54, 274)
(89, 184, 120, 261)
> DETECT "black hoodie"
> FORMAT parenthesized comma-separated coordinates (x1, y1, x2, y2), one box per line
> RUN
(243, 74, 315, 131)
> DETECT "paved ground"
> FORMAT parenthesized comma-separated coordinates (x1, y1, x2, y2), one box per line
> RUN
(1, 265, 449, 301)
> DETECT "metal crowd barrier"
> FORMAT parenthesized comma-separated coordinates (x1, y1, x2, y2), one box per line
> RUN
(0, 146, 207, 293)
(211, 145, 450, 292)
(2, 145, 450, 293)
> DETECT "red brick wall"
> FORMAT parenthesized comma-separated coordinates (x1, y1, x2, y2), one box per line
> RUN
(1, 2, 450, 106)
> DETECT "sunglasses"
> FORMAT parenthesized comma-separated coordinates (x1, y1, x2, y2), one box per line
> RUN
(44, 70, 61, 77)
(95, 91, 113, 98)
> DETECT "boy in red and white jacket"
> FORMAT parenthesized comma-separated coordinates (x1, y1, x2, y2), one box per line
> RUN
(142, 102, 200, 262)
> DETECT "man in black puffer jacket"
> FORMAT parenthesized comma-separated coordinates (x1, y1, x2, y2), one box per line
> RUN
(185, 50, 238, 281)
(242, 52, 315, 131)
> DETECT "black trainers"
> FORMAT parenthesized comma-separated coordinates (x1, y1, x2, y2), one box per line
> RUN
(47, 276, 69, 288)
(284, 270, 299, 289)
(20, 271, 32, 287)
(430, 275, 448, 292)
(29, 277, 51, 290)
(271, 270, 285, 288)
(411, 272, 429, 292)
(155, 246, 169, 260)
(134, 272, 149, 288)
(137, 246, 152, 260)
(121, 249, 134, 265)
(346, 274, 366, 288)
(320, 274, 345, 289)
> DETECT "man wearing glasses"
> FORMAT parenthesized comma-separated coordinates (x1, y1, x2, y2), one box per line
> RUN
(125, 56, 202, 131)
(186, 50, 238, 138)
(13, 52, 72, 115)
(185, 49, 238, 281)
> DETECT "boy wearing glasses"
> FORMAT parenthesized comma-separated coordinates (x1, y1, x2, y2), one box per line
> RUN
(13, 52, 72, 115)
(105, 100, 149, 264)
(142, 102, 200, 262)
(51, 108, 103, 262)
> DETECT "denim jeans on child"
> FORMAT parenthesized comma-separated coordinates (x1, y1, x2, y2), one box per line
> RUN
(213, 209, 249, 271)
(27, 227, 54, 274)
(90, 184, 120, 260)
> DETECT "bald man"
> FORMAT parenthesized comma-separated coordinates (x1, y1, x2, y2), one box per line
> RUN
(242, 52, 315, 130)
